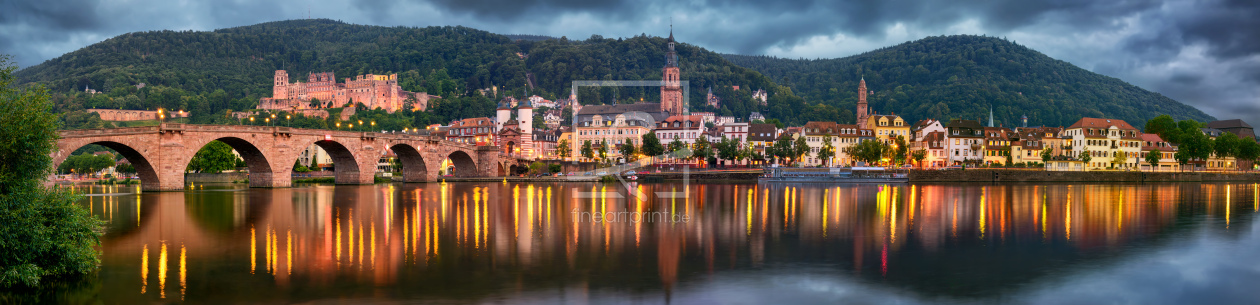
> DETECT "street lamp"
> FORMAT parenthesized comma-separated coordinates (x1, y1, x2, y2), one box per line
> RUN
(249, 117, 255, 125)
(336, 121, 341, 129)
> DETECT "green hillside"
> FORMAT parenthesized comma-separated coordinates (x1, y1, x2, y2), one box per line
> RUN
(16, 19, 814, 128)
(723, 35, 1215, 127)
(16, 20, 1213, 129)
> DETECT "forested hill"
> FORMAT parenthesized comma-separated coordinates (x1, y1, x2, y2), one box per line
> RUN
(723, 35, 1215, 127)
(17, 20, 1213, 128)
(16, 19, 813, 126)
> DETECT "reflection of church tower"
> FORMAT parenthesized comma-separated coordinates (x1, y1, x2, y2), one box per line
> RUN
(856, 78, 869, 128)
(660, 26, 684, 115)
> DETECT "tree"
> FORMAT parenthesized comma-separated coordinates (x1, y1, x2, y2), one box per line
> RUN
(1041, 147, 1053, 163)
(1079, 150, 1092, 166)
(293, 159, 310, 172)
(581, 140, 594, 160)
(846, 139, 887, 165)
(1144, 115, 1179, 142)
(116, 162, 136, 173)
(1, 56, 102, 287)
(598, 139, 610, 163)
(528, 161, 547, 175)
(57, 153, 116, 176)
(817, 136, 836, 166)
(793, 136, 809, 164)
(1145, 149, 1161, 169)
(1237, 140, 1260, 168)
(557, 139, 571, 159)
(694, 136, 713, 163)
(619, 138, 637, 161)
(763, 118, 785, 129)
(641, 133, 665, 156)
(1111, 151, 1127, 168)
(772, 136, 794, 165)
(188, 140, 242, 173)
(668, 135, 685, 154)
(1214, 132, 1240, 159)
(889, 135, 909, 166)
(1178, 131, 1213, 169)
(738, 145, 753, 164)
(911, 149, 927, 168)
(309, 156, 319, 171)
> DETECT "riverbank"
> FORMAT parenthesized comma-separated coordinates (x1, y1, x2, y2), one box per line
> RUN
(909, 169, 1260, 182)
(441, 176, 599, 182)
(115, 169, 1260, 186)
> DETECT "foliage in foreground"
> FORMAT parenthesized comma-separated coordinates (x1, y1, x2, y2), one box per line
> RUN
(0, 55, 103, 288)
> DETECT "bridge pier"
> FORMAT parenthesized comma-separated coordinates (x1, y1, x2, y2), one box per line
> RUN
(249, 172, 292, 188)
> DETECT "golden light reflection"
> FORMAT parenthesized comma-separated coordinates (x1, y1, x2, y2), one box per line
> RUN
(979, 187, 986, 240)
(159, 242, 167, 299)
(250, 226, 256, 273)
(141, 243, 148, 294)
(180, 244, 186, 300)
(95, 182, 1259, 296)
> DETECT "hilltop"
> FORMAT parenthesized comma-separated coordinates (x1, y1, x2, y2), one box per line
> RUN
(723, 35, 1215, 127)
(16, 20, 1214, 128)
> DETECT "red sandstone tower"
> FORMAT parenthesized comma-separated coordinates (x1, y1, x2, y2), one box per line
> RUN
(273, 70, 289, 99)
(856, 77, 869, 128)
(660, 28, 684, 115)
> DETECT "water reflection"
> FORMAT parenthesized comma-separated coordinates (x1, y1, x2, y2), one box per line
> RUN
(38, 183, 1260, 303)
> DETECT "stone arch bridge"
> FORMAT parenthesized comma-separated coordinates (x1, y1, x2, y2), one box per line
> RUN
(55, 124, 521, 191)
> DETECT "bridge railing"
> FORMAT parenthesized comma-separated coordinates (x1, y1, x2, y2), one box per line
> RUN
(59, 123, 494, 150)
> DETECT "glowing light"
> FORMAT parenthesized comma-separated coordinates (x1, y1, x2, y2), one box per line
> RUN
(180, 245, 186, 300)
(250, 226, 256, 273)
(141, 244, 149, 294)
(159, 242, 167, 299)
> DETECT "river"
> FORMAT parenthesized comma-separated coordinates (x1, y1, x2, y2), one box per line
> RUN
(8, 182, 1260, 304)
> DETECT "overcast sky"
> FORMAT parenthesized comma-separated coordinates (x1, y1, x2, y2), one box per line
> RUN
(3, 0, 1258, 124)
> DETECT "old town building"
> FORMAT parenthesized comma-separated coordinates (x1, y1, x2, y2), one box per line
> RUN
(1063, 117, 1143, 170)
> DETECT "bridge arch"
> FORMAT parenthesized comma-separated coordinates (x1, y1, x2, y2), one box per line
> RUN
(183, 137, 277, 188)
(447, 150, 478, 177)
(312, 140, 367, 184)
(388, 143, 429, 182)
(55, 140, 161, 190)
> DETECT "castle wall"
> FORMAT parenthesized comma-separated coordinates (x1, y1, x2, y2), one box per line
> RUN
(261, 70, 421, 113)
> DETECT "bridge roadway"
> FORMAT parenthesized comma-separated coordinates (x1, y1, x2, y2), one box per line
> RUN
(54, 123, 521, 191)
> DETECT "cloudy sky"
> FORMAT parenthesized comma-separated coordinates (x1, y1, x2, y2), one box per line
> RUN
(3, 0, 1259, 124)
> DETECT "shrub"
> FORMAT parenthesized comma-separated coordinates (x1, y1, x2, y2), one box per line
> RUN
(1, 55, 103, 287)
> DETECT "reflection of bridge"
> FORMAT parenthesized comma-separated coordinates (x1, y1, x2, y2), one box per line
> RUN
(54, 124, 521, 191)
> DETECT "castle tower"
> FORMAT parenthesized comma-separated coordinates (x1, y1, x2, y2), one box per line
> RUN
(496, 100, 511, 133)
(274, 70, 290, 100)
(519, 98, 534, 136)
(660, 26, 684, 115)
(856, 77, 869, 128)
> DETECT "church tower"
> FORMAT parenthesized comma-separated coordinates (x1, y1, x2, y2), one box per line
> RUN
(660, 27, 685, 115)
(856, 77, 869, 128)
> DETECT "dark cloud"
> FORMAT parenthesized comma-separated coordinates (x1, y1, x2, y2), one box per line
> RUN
(0, 0, 103, 30)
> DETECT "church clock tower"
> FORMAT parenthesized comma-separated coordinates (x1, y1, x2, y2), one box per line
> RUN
(660, 27, 684, 115)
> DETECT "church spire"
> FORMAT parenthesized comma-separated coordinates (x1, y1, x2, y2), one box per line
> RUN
(989, 107, 995, 127)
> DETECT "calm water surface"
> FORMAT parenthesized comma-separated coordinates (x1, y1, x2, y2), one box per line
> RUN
(12, 182, 1260, 304)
